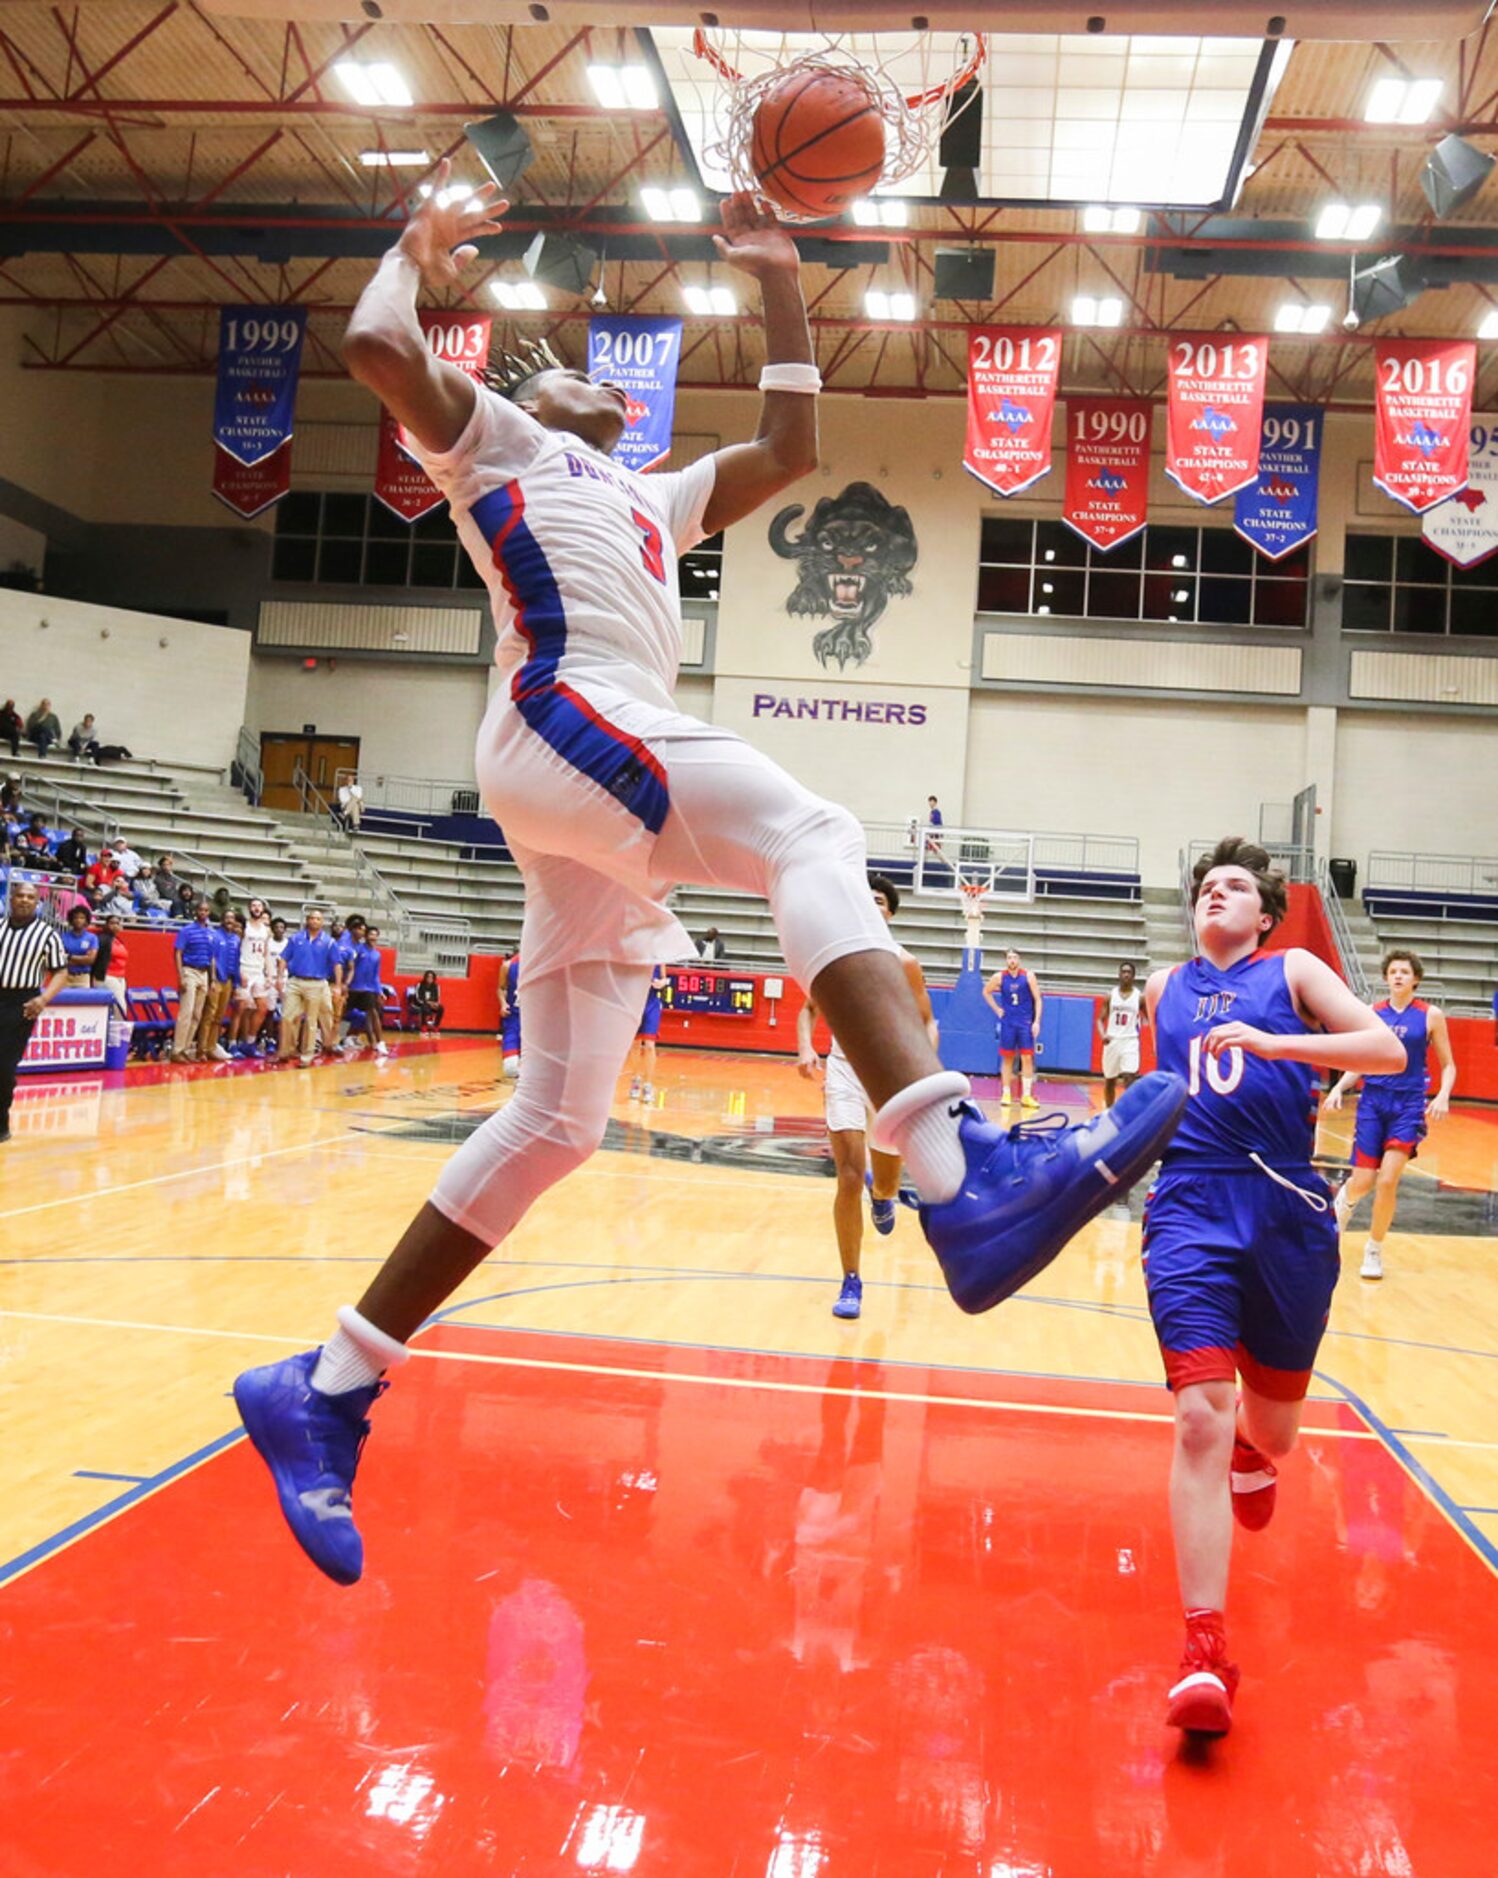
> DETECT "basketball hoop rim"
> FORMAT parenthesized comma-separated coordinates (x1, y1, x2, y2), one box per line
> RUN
(689, 28, 987, 114)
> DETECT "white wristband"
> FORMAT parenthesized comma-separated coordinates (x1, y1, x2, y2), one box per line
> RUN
(759, 362, 822, 394)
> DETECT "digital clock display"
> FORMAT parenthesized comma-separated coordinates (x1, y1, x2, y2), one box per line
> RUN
(663, 970, 757, 1016)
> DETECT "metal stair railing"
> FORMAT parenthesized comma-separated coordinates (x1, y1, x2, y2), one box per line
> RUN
(1314, 859, 1372, 1002)
(17, 773, 124, 849)
(233, 725, 263, 805)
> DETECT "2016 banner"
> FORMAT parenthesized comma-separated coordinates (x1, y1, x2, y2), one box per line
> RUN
(212, 438, 292, 520)
(1164, 333, 1268, 506)
(962, 327, 1064, 497)
(374, 310, 493, 522)
(1422, 415, 1498, 566)
(213, 306, 307, 467)
(1233, 405, 1322, 560)
(1062, 397, 1152, 551)
(1373, 337, 1475, 514)
(587, 315, 682, 474)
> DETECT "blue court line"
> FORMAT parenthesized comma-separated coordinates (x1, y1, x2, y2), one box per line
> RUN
(1459, 1505, 1498, 1516)
(0, 1428, 244, 1588)
(1388, 1427, 1448, 1439)
(72, 1469, 149, 1484)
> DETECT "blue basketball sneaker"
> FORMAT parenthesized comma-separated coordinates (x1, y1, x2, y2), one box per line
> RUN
(920, 1070, 1186, 1313)
(832, 1272, 863, 1319)
(233, 1350, 385, 1585)
(864, 1171, 897, 1236)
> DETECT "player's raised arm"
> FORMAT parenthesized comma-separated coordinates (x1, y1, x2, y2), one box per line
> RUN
(701, 193, 819, 533)
(1205, 949, 1406, 1076)
(342, 160, 508, 455)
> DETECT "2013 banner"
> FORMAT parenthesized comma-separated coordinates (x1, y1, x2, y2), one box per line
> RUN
(212, 439, 292, 520)
(1373, 337, 1475, 514)
(1422, 415, 1498, 566)
(1164, 333, 1268, 506)
(1233, 405, 1322, 560)
(374, 310, 493, 522)
(962, 327, 1064, 497)
(587, 315, 682, 474)
(213, 306, 307, 467)
(1062, 397, 1152, 551)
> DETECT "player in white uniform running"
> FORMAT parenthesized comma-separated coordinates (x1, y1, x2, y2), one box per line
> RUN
(1098, 961, 1147, 1108)
(231, 168, 1186, 1586)
(798, 874, 935, 1321)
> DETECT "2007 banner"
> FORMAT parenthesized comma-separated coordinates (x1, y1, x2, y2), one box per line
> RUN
(963, 326, 1063, 497)
(1164, 333, 1268, 506)
(374, 311, 494, 522)
(587, 315, 682, 474)
(1373, 337, 1475, 514)
(1062, 397, 1152, 551)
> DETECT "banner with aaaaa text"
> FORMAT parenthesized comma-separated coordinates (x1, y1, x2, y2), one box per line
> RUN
(1062, 397, 1152, 551)
(1422, 415, 1498, 566)
(1374, 337, 1475, 514)
(374, 309, 493, 523)
(962, 327, 1064, 497)
(586, 315, 682, 474)
(1164, 333, 1268, 506)
(212, 438, 292, 520)
(1233, 404, 1322, 560)
(213, 305, 306, 467)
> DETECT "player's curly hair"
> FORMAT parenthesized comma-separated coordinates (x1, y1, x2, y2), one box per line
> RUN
(1381, 947, 1425, 981)
(1190, 836, 1287, 930)
(482, 336, 566, 404)
(868, 872, 900, 916)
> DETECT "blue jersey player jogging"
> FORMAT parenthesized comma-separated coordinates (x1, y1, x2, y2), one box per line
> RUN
(1353, 997, 1431, 1166)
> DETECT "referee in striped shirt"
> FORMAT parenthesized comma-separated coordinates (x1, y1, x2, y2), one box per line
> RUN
(1, 878, 68, 1144)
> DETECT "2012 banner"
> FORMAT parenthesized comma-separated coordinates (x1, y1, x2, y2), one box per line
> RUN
(1164, 333, 1268, 506)
(213, 306, 307, 467)
(1233, 405, 1322, 560)
(374, 310, 493, 522)
(587, 315, 682, 474)
(1422, 415, 1498, 566)
(1062, 397, 1152, 551)
(962, 327, 1063, 497)
(1373, 337, 1475, 514)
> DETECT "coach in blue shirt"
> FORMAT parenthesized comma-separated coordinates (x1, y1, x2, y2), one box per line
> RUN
(278, 909, 336, 1067)
(326, 918, 358, 1053)
(171, 901, 217, 1061)
(341, 914, 390, 1057)
(196, 910, 243, 1063)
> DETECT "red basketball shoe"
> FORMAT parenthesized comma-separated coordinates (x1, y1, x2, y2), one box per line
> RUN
(1230, 1434, 1278, 1531)
(1166, 1612, 1240, 1735)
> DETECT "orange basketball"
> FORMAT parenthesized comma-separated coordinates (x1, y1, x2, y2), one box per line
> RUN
(750, 68, 886, 221)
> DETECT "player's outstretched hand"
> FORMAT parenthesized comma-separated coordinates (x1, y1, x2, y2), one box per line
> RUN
(713, 191, 800, 279)
(398, 159, 507, 289)
(1204, 1020, 1279, 1059)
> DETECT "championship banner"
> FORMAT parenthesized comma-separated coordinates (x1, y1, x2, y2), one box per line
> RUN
(1374, 338, 1475, 514)
(212, 439, 292, 520)
(1423, 416, 1498, 566)
(586, 315, 682, 474)
(1062, 397, 1152, 552)
(213, 306, 307, 467)
(1164, 333, 1268, 506)
(1233, 405, 1322, 561)
(374, 310, 493, 523)
(962, 327, 1063, 497)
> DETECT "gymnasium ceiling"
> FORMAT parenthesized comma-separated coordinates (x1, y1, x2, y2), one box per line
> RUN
(4, 4, 1498, 405)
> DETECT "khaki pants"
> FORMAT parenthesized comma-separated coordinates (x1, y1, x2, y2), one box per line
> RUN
(173, 967, 210, 1056)
(103, 975, 127, 1013)
(196, 978, 233, 1057)
(281, 977, 332, 1060)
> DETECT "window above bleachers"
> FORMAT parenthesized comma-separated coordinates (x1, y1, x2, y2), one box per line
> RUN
(1341, 533, 1498, 637)
(273, 492, 486, 594)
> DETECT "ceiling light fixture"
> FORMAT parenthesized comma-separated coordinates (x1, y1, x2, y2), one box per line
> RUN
(418, 180, 474, 208)
(1274, 302, 1332, 334)
(491, 281, 546, 310)
(1071, 294, 1122, 327)
(334, 61, 412, 109)
(1083, 205, 1141, 234)
(852, 198, 909, 228)
(360, 150, 428, 168)
(1315, 201, 1383, 242)
(683, 285, 736, 316)
(587, 64, 657, 111)
(1480, 309, 1498, 339)
(1364, 76, 1443, 125)
(641, 186, 701, 223)
(865, 289, 915, 321)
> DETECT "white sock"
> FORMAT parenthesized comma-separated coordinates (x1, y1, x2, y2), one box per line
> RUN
(887, 1102, 968, 1204)
(1334, 1186, 1352, 1229)
(310, 1305, 409, 1395)
(1365, 1237, 1383, 1253)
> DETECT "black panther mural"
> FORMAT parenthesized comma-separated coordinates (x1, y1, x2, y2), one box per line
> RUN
(769, 480, 918, 671)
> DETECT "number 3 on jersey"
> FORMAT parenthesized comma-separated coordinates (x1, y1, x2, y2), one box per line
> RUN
(631, 508, 666, 584)
(1188, 1034, 1245, 1096)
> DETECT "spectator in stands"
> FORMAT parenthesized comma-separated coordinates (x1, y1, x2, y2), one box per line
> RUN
(337, 778, 365, 831)
(25, 699, 60, 757)
(409, 970, 444, 1032)
(278, 908, 335, 1068)
(18, 814, 54, 864)
(68, 714, 100, 762)
(96, 876, 135, 920)
(155, 853, 182, 899)
(698, 926, 726, 961)
(171, 901, 217, 1062)
(61, 906, 98, 986)
(132, 863, 166, 918)
(82, 848, 120, 897)
(0, 701, 20, 759)
(196, 909, 241, 1062)
(110, 835, 142, 880)
(173, 880, 197, 922)
(93, 913, 129, 1011)
(54, 826, 89, 878)
(0, 775, 21, 817)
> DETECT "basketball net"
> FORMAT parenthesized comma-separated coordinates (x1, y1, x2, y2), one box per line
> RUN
(691, 29, 986, 218)
(959, 878, 987, 952)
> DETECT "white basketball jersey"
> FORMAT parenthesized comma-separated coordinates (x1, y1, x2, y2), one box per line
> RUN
(1107, 987, 1142, 1037)
(409, 388, 716, 714)
(241, 920, 271, 980)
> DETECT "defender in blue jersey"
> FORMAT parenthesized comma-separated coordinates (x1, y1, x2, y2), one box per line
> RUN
(983, 948, 1043, 1109)
(499, 952, 522, 1080)
(1142, 837, 1403, 1738)
(629, 964, 669, 1104)
(1325, 949, 1454, 1282)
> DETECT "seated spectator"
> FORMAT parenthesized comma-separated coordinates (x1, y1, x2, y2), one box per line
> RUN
(336, 778, 365, 831)
(53, 825, 89, 877)
(93, 913, 129, 1011)
(408, 970, 444, 1032)
(110, 835, 142, 880)
(68, 714, 100, 761)
(155, 853, 182, 900)
(0, 774, 22, 817)
(698, 925, 726, 961)
(0, 700, 20, 758)
(25, 698, 61, 757)
(173, 880, 198, 921)
(132, 864, 166, 917)
(82, 848, 121, 896)
(96, 877, 135, 919)
(18, 814, 54, 863)
(61, 906, 98, 985)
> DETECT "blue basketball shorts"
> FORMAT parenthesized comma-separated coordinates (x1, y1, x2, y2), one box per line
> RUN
(501, 1012, 522, 1053)
(636, 1000, 662, 1040)
(1140, 1164, 1339, 1401)
(997, 1018, 1035, 1054)
(1352, 1091, 1426, 1166)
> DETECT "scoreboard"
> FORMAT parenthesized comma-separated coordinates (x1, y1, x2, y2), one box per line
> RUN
(663, 969, 757, 1017)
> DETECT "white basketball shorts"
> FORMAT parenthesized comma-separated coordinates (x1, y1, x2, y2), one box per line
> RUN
(1102, 1036, 1140, 1079)
(824, 1050, 872, 1135)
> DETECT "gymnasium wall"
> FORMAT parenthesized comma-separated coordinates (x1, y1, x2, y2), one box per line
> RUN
(244, 656, 491, 782)
(1331, 711, 1498, 863)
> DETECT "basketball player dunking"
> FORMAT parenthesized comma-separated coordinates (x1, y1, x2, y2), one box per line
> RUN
(1143, 838, 1403, 1736)
(232, 170, 1186, 1585)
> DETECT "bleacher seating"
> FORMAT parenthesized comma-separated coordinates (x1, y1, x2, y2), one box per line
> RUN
(1362, 901, 1498, 1011)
